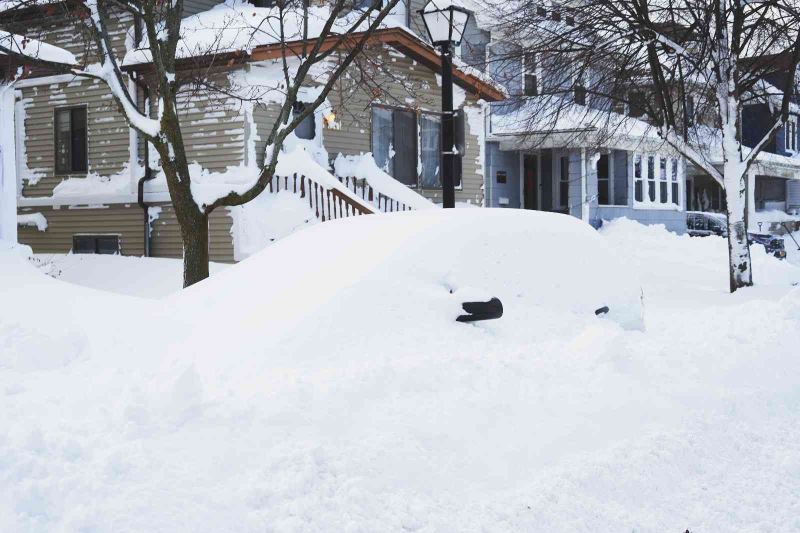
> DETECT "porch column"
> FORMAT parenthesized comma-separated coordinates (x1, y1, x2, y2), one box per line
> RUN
(581, 148, 589, 223)
(746, 167, 756, 230)
(0, 85, 17, 243)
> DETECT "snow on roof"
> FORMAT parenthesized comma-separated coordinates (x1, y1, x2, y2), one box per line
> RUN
(0, 29, 76, 65)
(122, 0, 409, 66)
(489, 97, 664, 147)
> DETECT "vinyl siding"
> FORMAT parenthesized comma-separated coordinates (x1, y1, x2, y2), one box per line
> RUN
(150, 204, 234, 262)
(250, 47, 486, 205)
(17, 204, 145, 255)
(19, 78, 131, 198)
(2, 7, 132, 66)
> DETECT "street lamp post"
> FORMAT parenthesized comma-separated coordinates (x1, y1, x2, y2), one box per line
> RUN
(419, 0, 471, 209)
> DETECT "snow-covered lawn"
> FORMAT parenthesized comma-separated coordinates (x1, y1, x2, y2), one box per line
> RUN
(29, 254, 230, 298)
(2, 212, 800, 532)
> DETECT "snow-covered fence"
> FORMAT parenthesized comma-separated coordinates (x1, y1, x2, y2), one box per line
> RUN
(269, 173, 373, 221)
(336, 176, 414, 213)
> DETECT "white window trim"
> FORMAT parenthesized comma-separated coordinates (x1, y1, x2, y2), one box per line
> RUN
(522, 52, 541, 96)
(785, 116, 798, 153)
(632, 152, 684, 211)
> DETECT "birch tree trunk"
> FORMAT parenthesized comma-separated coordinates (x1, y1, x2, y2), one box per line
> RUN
(716, 4, 753, 292)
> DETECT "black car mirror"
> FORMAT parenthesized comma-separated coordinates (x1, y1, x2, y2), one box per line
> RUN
(457, 297, 504, 322)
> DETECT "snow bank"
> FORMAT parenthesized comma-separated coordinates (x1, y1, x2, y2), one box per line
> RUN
(601, 217, 800, 306)
(31, 253, 229, 298)
(228, 189, 318, 261)
(4, 214, 800, 531)
(333, 153, 434, 210)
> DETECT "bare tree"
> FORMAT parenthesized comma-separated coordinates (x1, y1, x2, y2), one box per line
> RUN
(2, 0, 402, 286)
(488, 0, 800, 293)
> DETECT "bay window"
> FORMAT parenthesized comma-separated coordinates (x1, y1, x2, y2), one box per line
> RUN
(671, 159, 679, 206)
(647, 155, 656, 202)
(631, 153, 682, 207)
(634, 154, 643, 202)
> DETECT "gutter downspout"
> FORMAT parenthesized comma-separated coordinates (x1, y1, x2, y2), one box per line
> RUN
(133, 14, 156, 257)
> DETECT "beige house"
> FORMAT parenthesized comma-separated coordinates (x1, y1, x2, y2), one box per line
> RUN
(3, 0, 502, 262)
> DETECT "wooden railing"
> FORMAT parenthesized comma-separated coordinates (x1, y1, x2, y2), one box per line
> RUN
(268, 173, 373, 221)
(336, 176, 413, 213)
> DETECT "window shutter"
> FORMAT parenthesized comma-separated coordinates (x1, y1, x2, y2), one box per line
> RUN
(454, 109, 465, 188)
(70, 107, 87, 172)
(392, 109, 417, 186)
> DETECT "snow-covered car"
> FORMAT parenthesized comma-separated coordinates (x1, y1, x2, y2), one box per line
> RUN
(749, 233, 787, 259)
(178, 209, 645, 331)
(687, 211, 786, 259)
(686, 211, 727, 237)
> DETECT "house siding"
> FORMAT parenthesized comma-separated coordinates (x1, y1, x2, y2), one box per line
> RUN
(18, 78, 131, 198)
(249, 47, 486, 205)
(150, 204, 235, 263)
(2, 7, 132, 66)
(17, 204, 145, 255)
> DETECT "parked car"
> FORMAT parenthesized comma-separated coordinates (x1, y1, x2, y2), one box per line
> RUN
(686, 211, 727, 237)
(686, 212, 787, 259)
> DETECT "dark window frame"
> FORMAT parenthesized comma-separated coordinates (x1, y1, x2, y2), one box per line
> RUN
(72, 234, 120, 255)
(54, 105, 88, 175)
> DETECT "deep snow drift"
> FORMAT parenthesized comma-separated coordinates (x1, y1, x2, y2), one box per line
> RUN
(2, 212, 800, 532)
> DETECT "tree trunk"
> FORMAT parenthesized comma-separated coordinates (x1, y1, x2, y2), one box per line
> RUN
(181, 208, 210, 288)
(725, 197, 753, 292)
(722, 147, 753, 292)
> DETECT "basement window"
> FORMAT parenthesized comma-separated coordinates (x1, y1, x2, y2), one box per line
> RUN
(73, 235, 120, 255)
(54, 107, 88, 174)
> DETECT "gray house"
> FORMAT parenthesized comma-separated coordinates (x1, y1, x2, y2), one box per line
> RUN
(3, 0, 502, 261)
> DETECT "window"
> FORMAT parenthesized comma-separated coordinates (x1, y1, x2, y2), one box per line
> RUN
(634, 154, 643, 202)
(574, 77, 586, 105)
(523, 53, 539, 96)
(647, 155, 656, 202)
(250, 0, 276, 6)
(496, 170, 507, 184)
(671, 159, 680, 206)
(612, 151, 628, 206)
(597, 153, 610, 205)
(785, 116, 797, 153)
(292, 102, 316, 140)
(659, 157, 668, 203)
(559, 155, 570, 210)
(73, 235, 119, 255)
(755, 177, 787, 211)
(628, 91, 646, 118)
(371, 106, 463, 189)
(55, 107, 87, 174)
